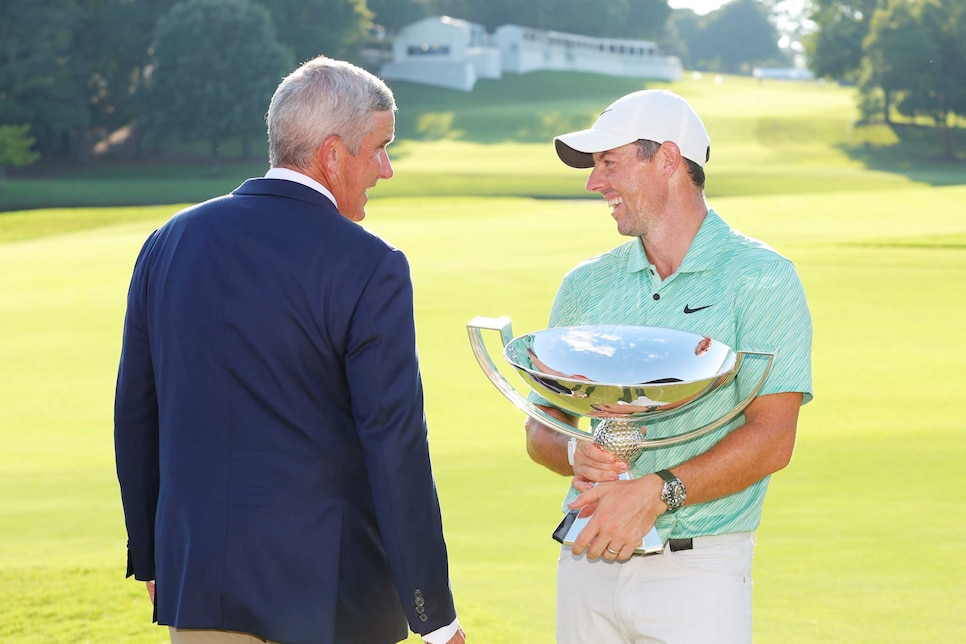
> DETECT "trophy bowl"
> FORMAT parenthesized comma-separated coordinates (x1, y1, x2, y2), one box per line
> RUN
(504, 325, 737, 421)
(467, 317, 774, 452)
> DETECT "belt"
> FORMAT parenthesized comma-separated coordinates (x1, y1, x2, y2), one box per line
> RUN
(666, 532, 754, 553)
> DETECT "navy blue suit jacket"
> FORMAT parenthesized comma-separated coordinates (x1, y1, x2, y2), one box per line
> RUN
(115, 178, 456, 643)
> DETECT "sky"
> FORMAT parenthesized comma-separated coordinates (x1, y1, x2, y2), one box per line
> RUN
(668, 0, 729, 15)
(668, 0, 812, 19)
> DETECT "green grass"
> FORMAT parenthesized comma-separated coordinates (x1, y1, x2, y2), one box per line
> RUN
(2, 190, 964, 642)
(1, 73, 965, 642)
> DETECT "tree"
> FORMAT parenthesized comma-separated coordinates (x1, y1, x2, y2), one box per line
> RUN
(805, 0, 884, 81)
(0, 0, 178, 161)
(859, 0, 922, 122)
(434, 0, 671, 40)
(663, 10, 704, 69)
(861, 0, 966, 159)
(0, 0, 84, 158)
(140, 0, 293, 172)
(676, 0, 789, 73)
(0, 125, 41, 191)
(367, 0, 438, 34)
(69, 0, 175, 158)
(0, 0, 176, 161)
(255, 0, 371, 64)
(622, 0, 675, 41)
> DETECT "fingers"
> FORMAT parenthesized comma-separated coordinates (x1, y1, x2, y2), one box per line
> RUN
(571, 528, 627, 560)
(566, 479, 652, 561)
(573, 442, 628, 482)
(603, 542, 633, 561)
(572, 528, 634, 561)
(567, 486, 601, 511)
(571, 475, 596, 492)
(578, 441, 621, 464)
(573, 462, 624, 483)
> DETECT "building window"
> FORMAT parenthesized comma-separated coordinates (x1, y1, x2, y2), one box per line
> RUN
(408, 43, 451, 56)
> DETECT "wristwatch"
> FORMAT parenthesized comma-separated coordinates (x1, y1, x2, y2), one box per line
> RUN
(656, 469, 687, 513)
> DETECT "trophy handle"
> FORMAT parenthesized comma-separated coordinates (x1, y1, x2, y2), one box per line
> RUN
(638, 350, 775, 448)
(467, 316, 592, 442)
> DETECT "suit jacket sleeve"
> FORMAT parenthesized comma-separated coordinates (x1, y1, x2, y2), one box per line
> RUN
(344, 248, 457, 635)
(114, 231, 161, 581)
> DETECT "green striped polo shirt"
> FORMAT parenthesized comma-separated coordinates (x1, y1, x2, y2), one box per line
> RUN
(529, 209, 813, 539)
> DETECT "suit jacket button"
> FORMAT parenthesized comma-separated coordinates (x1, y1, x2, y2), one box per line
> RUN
(414, 589, 423, 599)
(419, 613, 429, 622)
(415, 596, 425, 607)
(415, 605, 425, 614)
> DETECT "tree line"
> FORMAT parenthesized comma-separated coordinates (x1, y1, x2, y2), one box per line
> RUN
(0, 0, 792, 176)
(1, 0, 959, 177)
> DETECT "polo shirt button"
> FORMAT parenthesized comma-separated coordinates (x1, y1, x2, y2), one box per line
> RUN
(652, 293, 660, 300)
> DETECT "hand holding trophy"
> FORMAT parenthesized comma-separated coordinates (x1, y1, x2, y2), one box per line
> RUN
(467, 316, 774, 554)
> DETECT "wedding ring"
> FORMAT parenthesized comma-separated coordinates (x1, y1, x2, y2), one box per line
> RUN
(606, 547, 619, 555)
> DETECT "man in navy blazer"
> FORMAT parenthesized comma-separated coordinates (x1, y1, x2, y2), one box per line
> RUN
(115, 56, 465, 644)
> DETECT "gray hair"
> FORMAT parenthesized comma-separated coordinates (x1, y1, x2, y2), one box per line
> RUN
(267, 56, 396, 169)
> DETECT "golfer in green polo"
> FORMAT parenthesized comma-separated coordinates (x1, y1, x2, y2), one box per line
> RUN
(525, 89, 813, 644)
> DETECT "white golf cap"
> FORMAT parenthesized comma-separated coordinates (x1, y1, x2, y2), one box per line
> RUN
(554, 89, 711, 168)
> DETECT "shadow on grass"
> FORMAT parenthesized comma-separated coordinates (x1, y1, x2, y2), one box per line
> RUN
(839, 121, 966, 187)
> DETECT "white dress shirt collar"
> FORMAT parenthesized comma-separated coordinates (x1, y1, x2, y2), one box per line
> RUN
(264, 167, 338, 210)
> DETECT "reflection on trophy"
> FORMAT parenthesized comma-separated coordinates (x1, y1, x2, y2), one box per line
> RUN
(467, 316, 775, 554)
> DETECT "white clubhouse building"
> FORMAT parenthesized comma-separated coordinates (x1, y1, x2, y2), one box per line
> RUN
(379, 16, 683, 91)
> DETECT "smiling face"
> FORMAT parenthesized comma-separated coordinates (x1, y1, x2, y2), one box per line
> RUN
(330, 110, 395, 222)
(585, 142, 668, 238)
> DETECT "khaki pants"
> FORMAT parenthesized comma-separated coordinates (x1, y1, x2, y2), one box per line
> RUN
(169, 628, 279, 644)
(556, 533, 755, 644)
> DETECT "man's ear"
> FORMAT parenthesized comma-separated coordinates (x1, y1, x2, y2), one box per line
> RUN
(658, 141, 683, 175)
(318, 134, 343, 175)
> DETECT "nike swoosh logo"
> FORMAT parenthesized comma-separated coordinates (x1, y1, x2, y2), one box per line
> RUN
(683, 304, 713, 314)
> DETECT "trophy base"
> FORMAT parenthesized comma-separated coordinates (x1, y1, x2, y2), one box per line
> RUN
(555, 510, 664, 555)
(552, 471, 665, 556)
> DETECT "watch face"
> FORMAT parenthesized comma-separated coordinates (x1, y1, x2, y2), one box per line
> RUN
(663, 480, 687, 509)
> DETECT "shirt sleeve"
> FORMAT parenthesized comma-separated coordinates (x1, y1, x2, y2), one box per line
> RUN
(734, 259, 813, 404)
(422, 618, 461, 644)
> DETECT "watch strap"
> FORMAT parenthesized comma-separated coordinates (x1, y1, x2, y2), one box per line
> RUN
(656, 469, 677, 483)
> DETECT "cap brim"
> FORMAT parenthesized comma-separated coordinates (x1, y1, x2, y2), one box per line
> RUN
(554, 129, 638, 168)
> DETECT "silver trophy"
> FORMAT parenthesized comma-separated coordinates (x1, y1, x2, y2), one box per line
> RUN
(467, 317, 774, 554)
